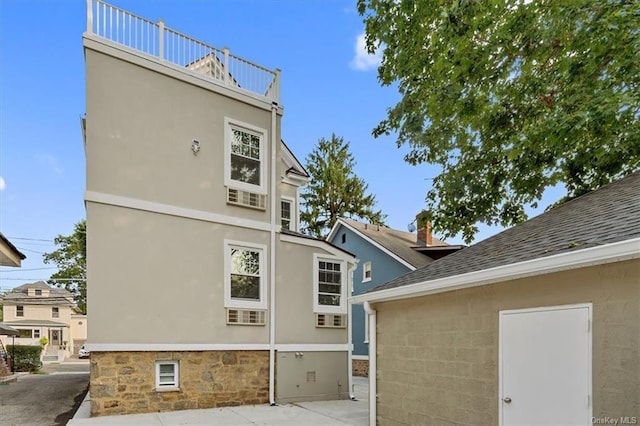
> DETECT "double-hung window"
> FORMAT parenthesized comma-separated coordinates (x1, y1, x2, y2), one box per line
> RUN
(155, 360, 179, 390)
(362, 261, 372, 283)
(16, 306, 24, 317)
(313, 255, 346, 314)
(224, 118, 267, 194)
(52, 307, 59, 318)
(280, 197, 295, 231)
(224, 240, 267, 309)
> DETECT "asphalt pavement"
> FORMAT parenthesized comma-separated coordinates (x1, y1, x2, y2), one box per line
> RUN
(0, 360, 89, 426)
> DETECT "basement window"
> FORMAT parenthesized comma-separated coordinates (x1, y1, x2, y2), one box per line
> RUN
(155, 360, 179, 391)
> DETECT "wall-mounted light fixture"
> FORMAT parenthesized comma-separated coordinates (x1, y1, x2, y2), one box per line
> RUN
(192, 139, 200, 155)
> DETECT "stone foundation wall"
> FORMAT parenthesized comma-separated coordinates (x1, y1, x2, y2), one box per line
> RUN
(352, 359, 369, 377)
(90, 350, 269, 416)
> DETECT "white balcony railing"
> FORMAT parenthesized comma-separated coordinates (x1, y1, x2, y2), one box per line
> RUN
(86, 0, 280, 103)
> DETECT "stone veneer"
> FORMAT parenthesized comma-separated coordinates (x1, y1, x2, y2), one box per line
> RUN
(352, 359, 369, 377)
(90, 350, 269, 416)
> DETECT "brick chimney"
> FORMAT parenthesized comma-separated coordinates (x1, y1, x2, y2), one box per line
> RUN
(417, 221, 433, 246)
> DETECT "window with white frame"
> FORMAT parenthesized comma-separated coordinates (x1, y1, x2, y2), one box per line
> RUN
(224, 241, 267, 309)
(155, 360, 179, 390)
(52, 307, 59, 318)
(225, 118, 266, 193)
(362, 261, 372, 283)
(34, 329, 41, 338)
(16, 305, 24, 317)
(313, 255, 346, 314)
(281, 198, 294, 231)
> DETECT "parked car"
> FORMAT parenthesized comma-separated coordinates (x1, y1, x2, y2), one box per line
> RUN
(78, 345, 90, 359)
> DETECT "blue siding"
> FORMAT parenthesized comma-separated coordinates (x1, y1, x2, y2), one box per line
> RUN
(329, 224, 413, 356)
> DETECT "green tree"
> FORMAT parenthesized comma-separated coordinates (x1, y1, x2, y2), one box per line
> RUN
(358, 0, 640, 242)
(43, 220, 87, 314)
(301, 134, 386, 237)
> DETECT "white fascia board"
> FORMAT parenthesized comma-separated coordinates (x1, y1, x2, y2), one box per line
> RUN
(351, 237, 640, 304)
(326, 219, 343, 242)
(330, 219, 416, 271)
(275, 344, 349, 352)
(86, 343, 271, 352)
(282, 173, 309, 187)
(85, 191, 271, 232)
(280, 233, 356, 261)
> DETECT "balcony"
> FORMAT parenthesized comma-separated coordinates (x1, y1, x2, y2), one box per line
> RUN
(85, 0, 280, 104)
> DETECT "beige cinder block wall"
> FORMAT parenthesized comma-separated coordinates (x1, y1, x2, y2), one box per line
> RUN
(374, 259, 640, 425)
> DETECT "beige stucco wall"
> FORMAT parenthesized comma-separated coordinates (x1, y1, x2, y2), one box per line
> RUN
(71, 314, 88, 340)
(374, 259, 640, 425)
(3, 303, 74, 324)
(85, 47, 280, 222)
(87, 202, 270, 344)
(275, 239, 349, 344)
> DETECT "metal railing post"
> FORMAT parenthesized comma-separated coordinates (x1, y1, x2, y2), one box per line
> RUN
(87, 0, 94, 34)
(274, 69, 281, 103)
(158, 19, 165, 60)
(223, 47, 230, 85)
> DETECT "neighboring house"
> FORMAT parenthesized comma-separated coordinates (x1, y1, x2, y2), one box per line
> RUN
(0, 282, 86, 360)
(0, 232, 26, 267)
(354, 171, 640, 426)
(82, 0, 356, 417)
(327, 218, 462, 376)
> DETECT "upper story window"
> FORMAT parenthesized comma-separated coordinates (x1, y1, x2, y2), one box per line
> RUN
(35, 289, 42, 296)
(52, 307, 59, 318)
(341, 233, 346, 244)
(16, 306, 24, 317)
(313, 255, 346, 314)
(224, 240, 267, 310)
(281, 197, 296, 231)
(224, 118, 267, 194)
(362, 261, 372, 283)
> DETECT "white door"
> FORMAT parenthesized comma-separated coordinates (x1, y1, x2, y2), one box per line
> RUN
(499, 304, 592, 425)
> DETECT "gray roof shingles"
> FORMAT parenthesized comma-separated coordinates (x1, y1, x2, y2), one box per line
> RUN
(339, 218, 448, 269)
(370, 171, 640, 292)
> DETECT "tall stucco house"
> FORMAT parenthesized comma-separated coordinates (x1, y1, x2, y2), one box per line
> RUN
(83, 0, 356, 416)
(327, 218, 461, 376)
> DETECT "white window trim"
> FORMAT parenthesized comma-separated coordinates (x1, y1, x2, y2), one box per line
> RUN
(280, 196, 296, 232)
(52, 307, 59, 318)
(155, 360, 180, 391)
(224, 117, 268, 194)
(362, 261, 372, 283)
(224, 239, 268, 310)
(313, 254, 347, 314)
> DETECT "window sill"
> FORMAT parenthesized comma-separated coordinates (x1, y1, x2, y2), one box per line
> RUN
(155, 387, 180, 393)
(362, 278, 372, 283)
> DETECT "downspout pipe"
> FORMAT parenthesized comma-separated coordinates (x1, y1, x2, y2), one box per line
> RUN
(347, 262, 358, 400)
(363, 301, 376, 426)
(268, 101, 278, 406)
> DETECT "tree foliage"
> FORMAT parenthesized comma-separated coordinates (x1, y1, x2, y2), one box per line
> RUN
(301, 134, 386, 237)
(43, 220, 87, 314)
(358, 0, 640, 242)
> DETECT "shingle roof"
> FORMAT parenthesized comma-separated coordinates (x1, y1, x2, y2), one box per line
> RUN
(338, 218, 449, 269)
(281, 229, 356, 258)
(2, 281, 76, 306)
(0, 232, 26, 260)
(370, 171, 640, 292)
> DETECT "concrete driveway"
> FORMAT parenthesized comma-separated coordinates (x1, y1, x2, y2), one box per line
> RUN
(0, 360, 89, 426)
(69, 376, 369, 425)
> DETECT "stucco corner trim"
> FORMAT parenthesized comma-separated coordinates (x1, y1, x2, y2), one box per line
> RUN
(352, 237, 640, 304)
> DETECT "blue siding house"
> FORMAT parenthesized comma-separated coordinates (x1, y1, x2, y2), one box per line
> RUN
(327, 218, 462, 376)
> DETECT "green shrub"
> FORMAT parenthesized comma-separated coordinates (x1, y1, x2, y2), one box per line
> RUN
(39, 336, 49, 347)
(7, 345, 43, 372)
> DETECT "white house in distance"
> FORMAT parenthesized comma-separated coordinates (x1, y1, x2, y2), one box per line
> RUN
(83, 0, 356, 417)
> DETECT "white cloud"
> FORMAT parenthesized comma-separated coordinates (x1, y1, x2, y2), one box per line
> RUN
(349, 32, 382, 71)
(0, 176, 5, 191)
(38, 153, 63, 175)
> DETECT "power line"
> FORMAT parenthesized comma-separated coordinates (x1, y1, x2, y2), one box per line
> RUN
(16, 247, 47, 254)
(0, 278, 86, 281)
(6, 237, 54, 242)
(0, 267, 57, 272)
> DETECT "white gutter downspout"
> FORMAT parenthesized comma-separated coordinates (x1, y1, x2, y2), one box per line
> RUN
(268, 101, 278, 405)
(363, 301, 376, 426)
(347, 262, 357, 400)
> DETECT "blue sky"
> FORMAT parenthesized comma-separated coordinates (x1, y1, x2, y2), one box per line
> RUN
(0, 0, 561, 291)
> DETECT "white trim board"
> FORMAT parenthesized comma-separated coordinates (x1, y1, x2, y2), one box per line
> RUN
(275, 344, 349, 352)
(85, 190, 271, 232)
(352, 237, 640, 304)
(352, 355, 369, 361)
(280, 234, 356, 261)
(86, 343, 271, 352)
(327, 219, 417, 270)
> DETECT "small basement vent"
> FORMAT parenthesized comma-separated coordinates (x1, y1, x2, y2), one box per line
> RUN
(227, 188, 266, 210)
(227, 309, 266, 325)
(315, 314, 346, 328)
(306, 371, 316, 382)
